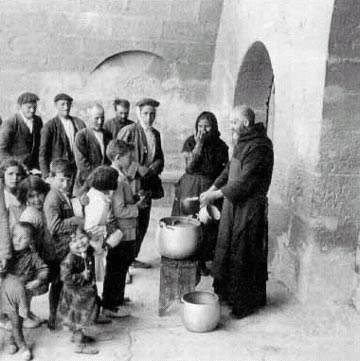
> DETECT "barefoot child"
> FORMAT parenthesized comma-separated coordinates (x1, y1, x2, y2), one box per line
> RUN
(6, 222, 49, 328)
(57, 226, 100, 355)
(43, 158, 84, 329)
(0, 221, 48, 361)
(0, 259, 33, 361)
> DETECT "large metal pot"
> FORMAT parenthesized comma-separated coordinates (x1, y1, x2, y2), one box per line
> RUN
(181, 291, 220, 333)
(157, 217, 200, 259)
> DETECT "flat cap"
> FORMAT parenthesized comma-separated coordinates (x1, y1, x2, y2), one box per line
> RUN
(136, 98, 160, 108)
(17, 92, 39, 105)
(113, 98, 130, 109)
(54, 93, 73, 103)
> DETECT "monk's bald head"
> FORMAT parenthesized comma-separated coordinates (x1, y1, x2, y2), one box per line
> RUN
(88, 103, 105, 131)
(231, 105, 255, 143)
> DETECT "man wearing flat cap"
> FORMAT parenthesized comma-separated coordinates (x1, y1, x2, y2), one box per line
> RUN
(0, 92, 43, 171)
(117, 98, 164, 269)
(104, 98, 134, 139)
(39, 93, 86, 179)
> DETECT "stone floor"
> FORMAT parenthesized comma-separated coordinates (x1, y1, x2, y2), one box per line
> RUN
(1, 206, 360, 361)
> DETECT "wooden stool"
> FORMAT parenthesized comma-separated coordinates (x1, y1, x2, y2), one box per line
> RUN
(158, 256, 198, 316)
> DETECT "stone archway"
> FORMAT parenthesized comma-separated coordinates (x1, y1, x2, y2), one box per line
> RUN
(233, 42, 278, 263)
(233, 41, 275, 138)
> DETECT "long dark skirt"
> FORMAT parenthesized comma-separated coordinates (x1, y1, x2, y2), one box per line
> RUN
(212, 197, 268, 314)
(57, 284, 99, 330)
(171, 173, 222, 261)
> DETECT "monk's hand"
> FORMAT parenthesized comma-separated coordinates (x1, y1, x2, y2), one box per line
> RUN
(200, 189, 222, 207)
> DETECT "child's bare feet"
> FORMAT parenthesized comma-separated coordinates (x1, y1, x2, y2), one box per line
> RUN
(23, 317, 40, 329)
(19, 345, 32, 361)
(29, 311, 45, 324)
(6, 337, 18, 354)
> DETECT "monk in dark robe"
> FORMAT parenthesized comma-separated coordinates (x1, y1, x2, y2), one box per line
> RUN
(200, 105, 274, 319)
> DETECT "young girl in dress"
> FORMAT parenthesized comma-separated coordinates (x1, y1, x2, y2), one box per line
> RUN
(18, 175, 50, 263)
(1, 158, 26, 229)
(57, 226, 101, 355)
(84, 166, 123, 282)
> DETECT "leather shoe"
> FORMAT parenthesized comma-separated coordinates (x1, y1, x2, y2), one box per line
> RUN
(102, 307, 130, 318)
(95, 314, 112, 324)
(230, 308, 255, 320)
(131, 259, 151, 269)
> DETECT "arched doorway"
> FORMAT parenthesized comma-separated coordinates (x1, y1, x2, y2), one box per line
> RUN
(233, 41, 278, 260)
(233, 41, 275, 139)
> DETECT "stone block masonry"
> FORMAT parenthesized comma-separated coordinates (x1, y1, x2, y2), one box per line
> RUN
(0, 0, 224, 173)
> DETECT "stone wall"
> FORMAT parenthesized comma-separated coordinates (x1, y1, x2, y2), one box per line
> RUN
(318, 0, 360, 308)
(0, 0, 224, 174)
(210, 0, 340, 303)
(3, 0, 360, 306)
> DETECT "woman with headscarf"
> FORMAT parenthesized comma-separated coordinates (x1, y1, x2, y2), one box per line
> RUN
(171, 111, 229, 275)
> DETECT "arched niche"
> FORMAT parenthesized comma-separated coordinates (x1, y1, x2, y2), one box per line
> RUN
(85, 50, 170, 108)
(233, 41, 279, 265)
(233, 41, 274, 139)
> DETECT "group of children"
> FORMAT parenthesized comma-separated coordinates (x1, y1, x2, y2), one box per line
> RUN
(0, 139, 148, 358)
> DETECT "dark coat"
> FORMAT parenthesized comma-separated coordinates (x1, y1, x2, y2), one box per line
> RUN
(104, 117, 133, 139)
(117, 123, 164, 199)
(0, 113, 43, 169)
(0, 179, 11, 260)
(212, 123, 274, 315)
(8, 248, 49, 286)
(43, 188, 78, 263)
(74, 128, 112, 196)
(39, 115, 86, 178)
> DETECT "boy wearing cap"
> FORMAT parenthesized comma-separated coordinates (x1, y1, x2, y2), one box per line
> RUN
(104, 98, 133, 139)
(0, 92, 43, 171)
(117, 98, 164, 269)
(39, 93, 86, 180)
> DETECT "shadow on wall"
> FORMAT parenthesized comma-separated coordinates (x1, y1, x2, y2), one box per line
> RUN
(233, 41, 284, 269)
(233, 41, 274, 127)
